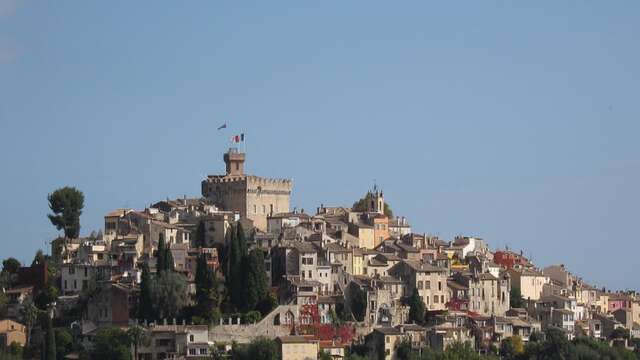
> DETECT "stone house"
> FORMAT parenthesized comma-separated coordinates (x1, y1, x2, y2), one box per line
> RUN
(276, 336, 319, 360)
(387, 260, 449, 311)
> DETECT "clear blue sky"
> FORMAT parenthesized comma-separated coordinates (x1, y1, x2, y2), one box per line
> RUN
(1, 1, 638, 290)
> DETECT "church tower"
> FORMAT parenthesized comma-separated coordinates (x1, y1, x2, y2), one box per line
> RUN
(373, 187, 384, 214)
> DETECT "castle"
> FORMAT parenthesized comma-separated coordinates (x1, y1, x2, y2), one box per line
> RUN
(201, 148, 293, 231)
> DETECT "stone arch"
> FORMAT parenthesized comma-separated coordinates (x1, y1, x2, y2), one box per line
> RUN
(273, 313, 281, 326)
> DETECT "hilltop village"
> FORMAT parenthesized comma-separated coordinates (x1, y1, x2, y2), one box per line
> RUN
(1, 148, 639, 360)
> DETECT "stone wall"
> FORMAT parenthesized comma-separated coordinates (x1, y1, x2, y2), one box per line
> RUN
(208, 305, 298, 344)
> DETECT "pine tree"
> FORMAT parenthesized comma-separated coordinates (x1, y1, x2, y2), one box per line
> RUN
(138, 264, 155, 321)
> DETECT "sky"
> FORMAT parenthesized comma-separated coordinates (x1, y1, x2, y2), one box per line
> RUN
(1, 1, 639, 290)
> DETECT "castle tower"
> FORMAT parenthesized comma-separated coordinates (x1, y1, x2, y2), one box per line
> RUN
(224, 148, 245, 176)
(202, 148, 293, 231)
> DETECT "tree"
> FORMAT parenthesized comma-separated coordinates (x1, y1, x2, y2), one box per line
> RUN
(19, 299, 40, 347)
(408, 288, 425, 325)
(90, 327, 131, 360)
(44, 314, 56, 360)
(126, 325, 146, 360)
(352, 192, 393, 218)
(138, 264, 155, 322)
(32, 250, 46, 266)
(319, 351, 333, 360)
(34, 286, 59, 310)
(510, 287, 525, 309)
(2, 258, 21, 274)
(47, 187, 84, 239)
(194, 253, 219, 322)
(349, 283, 367, 322)
(241, 249, 269, 312)
(55, 328, 73, 360)
(156, 238, 166, 273)
(610, 327, 630, 340)
(151, 271, 188, 320)
(195, 220, 206, 248)
(0, 291, 7, 318)
(226, 223, 248, 310)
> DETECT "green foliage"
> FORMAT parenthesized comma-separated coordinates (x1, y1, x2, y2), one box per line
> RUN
(194, 253, 220, 322)
(195, 220, 206, 247)
(32, 249, 46, 266)
(408, 288, 425, 325)
(0, 292, 7, 318)
(352, 192, 393, 218)
(34, 285, 59, 310)
(241, 249, 270, 312)
(127, 325, 147, 360)
(44, 315, 56, 360)
(89, 327, 131, 360)
(138, 263, 155, 322)
(2, 258, 21, 274)
(55, 328, 73, 360)
(349, 282, 367, 322)
(156, 238, 174, 273)
(227, 223, 252, 311)
(19, 298, 40, 346)
(151, 270, 188, 320)
(319, 351, 333, 360)
(242, 310, 262, 324)
(610, 327, 630, 340)
(232, 337, 278, 360)
(47, 186, 85, 239)
(510, 287, 525, 309)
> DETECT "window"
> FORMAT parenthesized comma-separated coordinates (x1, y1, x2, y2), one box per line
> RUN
(441, 295, 445, 303)
(84, 267, 88, 277)
(189, 349, 197, 355)
(64, 280, 67, 289)
(434, 295, 439, 304)
(189, 335, 194, 342)
(386, 336, 390, 343)
(74, 280, 77, 289)
(69, 267, 75, 275)
(262, 205, 266, 214)
(270, 204, 274, 214)
(438, 281, 442, 291)
(254, 205, 257, 214)
(417, 281, 423, 289)
(199, 348, 207, 355)
(425, 281, 431, 290)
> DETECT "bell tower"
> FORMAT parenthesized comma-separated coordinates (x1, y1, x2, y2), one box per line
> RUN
(224, 148, 245, 176)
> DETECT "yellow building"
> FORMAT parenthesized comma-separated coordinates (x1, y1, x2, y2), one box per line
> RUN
(0, 319, 27, 348)
(277, 336, 318, 360)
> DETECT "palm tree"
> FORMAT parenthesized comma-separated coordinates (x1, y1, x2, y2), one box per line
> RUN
(19, 299, 40, 347)
(127, 325, 147, 360)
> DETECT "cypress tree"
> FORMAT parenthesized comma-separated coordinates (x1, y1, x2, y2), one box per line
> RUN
(156, 238, 166, 273)
(195, 220, 206, 248)
(236, 222, 247, 258)
(408, 288, 425, 325)
(138, 263, 155, 321)
(165, 245, 175, 272)
(44, 314, 56, 360)
(195, 254, 218, 320)
(242, 249, 269, 312)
